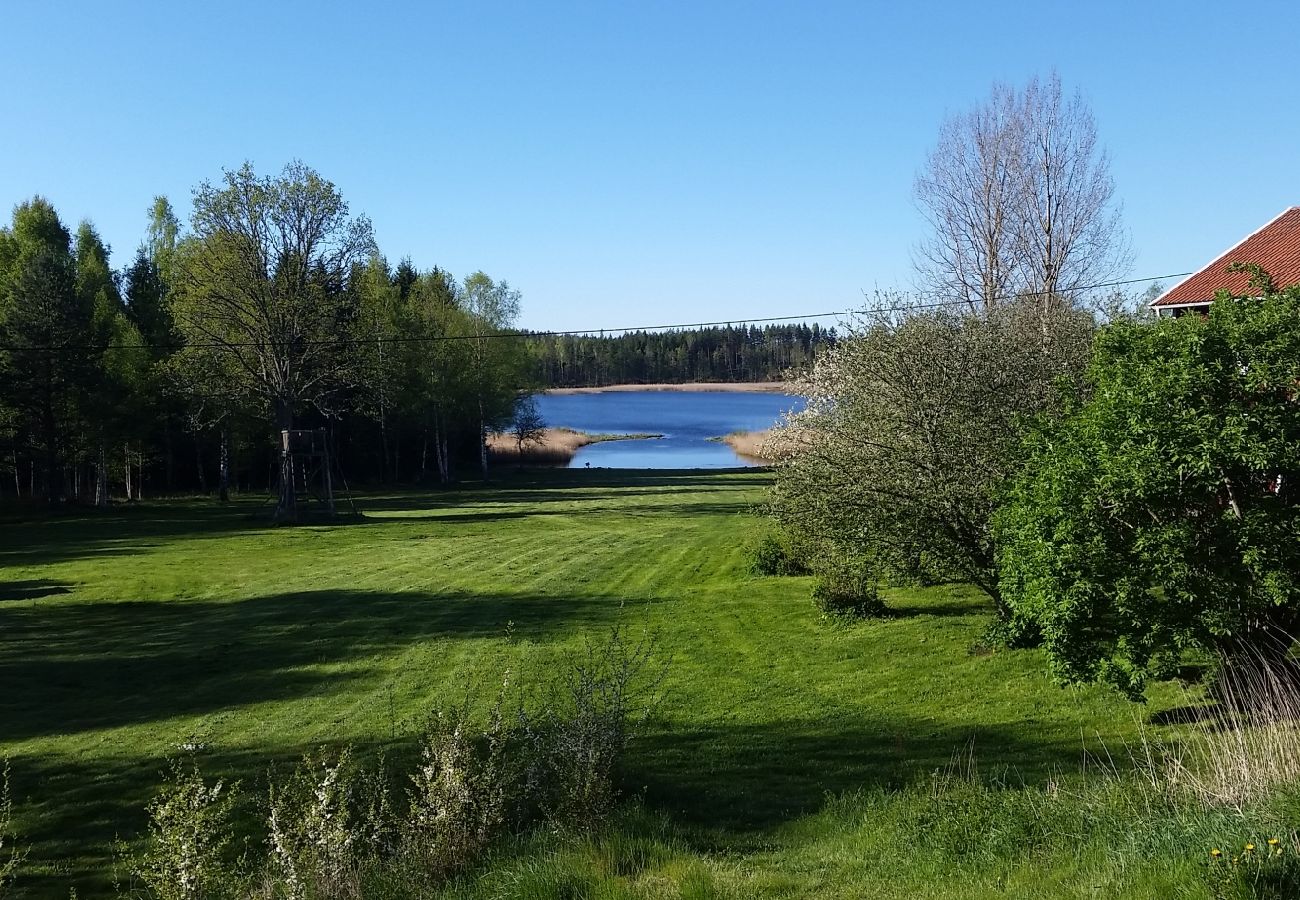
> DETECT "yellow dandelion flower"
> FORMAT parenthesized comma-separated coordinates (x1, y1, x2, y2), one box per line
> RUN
(1269, 838, 1280, 846)
(1211, 848, 1222, 858)
(1246, 843, 1256, 852)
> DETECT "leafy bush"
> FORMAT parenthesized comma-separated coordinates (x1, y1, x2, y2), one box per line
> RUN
(527, 622, 664, 827)
(997, 284, 1300, 694)
(126, 759, 243, 900)
(748, 530, 809, 577)
(811, 562, 886, 619)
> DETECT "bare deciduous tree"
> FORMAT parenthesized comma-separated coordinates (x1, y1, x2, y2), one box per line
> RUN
(914, 73, 1128, 308)
(1017, 73, 1129, 300)
(914, 82, 1023, 310)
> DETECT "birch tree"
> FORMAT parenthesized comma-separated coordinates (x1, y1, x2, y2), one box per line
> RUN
(914, 73, 1128, 308)
(461, 272, 522, 478)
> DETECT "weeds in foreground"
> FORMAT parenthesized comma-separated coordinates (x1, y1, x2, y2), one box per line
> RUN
(111, 621, 663, 899)
(119, 758, 244, 900)
(0, 762, 24, 898)
(1167, 652, 1300, 812)
(1205, 838, 1300, 900)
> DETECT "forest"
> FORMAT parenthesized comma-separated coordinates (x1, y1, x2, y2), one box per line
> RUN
(0, 163, 539, 508)
(527, 323, 836, 387)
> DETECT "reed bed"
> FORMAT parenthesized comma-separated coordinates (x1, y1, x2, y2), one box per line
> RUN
(487, 428, 661, 465)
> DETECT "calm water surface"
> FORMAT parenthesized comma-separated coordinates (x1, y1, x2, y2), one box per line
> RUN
(534, 391, 806, 469)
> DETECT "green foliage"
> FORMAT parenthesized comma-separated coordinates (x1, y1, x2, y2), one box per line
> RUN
(748, 529, 810, 577)
(997, 287, 1300, 695)
(811, 558, 886, 619)
(174, 160, 377, 434)
(770, 297, 1095, 614)
(0, 199, 108, 502)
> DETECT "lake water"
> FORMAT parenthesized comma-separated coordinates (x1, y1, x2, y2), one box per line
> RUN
(534, 390, 806, 469)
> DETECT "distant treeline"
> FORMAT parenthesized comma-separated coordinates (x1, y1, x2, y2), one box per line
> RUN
(528, 323, 837, 387)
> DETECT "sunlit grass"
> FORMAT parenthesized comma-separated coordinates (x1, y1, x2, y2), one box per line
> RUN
(0, 470, 1198, 895)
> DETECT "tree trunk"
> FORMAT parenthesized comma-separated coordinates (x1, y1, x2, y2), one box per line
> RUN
(432, 411, 449, 484)
(195, 441, 207, 494)
(95, 443, 109, 508)
(274, 399, 296, 522)
(379, 405, 389, 484)
(420, 429, 428, 482)
(164, 421, 175, 493)
(41, 387, 61, 505)
(218, 427, 230, 503)
(478, 399, 489, 479)
(124, 444, 133, 501)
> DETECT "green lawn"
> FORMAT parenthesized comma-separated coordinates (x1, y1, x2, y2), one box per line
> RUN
(0, 470, 1219, 897)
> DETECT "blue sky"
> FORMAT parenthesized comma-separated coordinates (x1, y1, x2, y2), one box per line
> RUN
(3, 0, 1298, 330)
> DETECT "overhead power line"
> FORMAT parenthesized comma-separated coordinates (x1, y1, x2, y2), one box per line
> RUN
(0, 270, 1190, 354)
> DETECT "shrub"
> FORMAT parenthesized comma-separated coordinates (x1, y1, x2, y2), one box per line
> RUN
(997, 285, 1300, 694)
(748, 530, 809, 577)
(261, 750, 367, 900)
(127, 759, 243, 900)
(811, 562, 886, 619)
(400, 692, 512, 879)
(528, 622, 664, 827)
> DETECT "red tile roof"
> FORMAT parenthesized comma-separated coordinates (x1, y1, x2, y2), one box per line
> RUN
(1152, 206, 1300, 308)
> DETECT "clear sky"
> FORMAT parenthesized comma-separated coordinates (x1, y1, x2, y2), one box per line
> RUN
(3, 1, 1298, 331)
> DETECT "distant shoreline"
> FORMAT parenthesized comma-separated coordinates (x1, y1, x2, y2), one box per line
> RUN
(487, 427, 661, 466)
(545, 382, 796, 395)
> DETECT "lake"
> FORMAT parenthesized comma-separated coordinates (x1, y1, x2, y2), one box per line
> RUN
(534, 390, 806, 469)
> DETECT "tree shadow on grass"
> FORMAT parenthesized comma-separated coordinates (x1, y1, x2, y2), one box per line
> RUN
(12, 712, 1088, 896)
(0, 501, 276, 568)
(879, 601, 987, 619)
(0, 580, 71, 602)
(0, 472, 765, 568)
(356, 484, 756, 515)
(0, 589, 631, 743)
(9, 735, 410, 897)
(631, 714, 1097, 836)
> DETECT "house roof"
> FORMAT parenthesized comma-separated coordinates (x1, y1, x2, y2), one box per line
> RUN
(1151, 206, 1300, 308)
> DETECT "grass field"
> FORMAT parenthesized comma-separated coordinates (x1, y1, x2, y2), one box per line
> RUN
(0, 470, 1268, 898)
